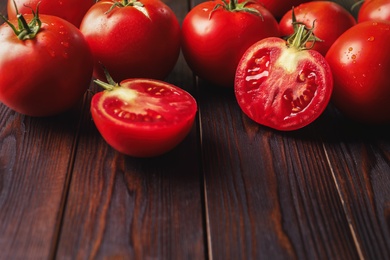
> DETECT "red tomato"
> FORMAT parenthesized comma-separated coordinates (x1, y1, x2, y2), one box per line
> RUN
(235, 25, 333, 131)
(181, 0, 280, 88)
(257, 0, 312, 20)
(7, 0, 94, 27)
(91, 78, 197, 157)
(325, 21, 390, 124)
(80, 0, 181, 82)
(0, 13, 93, 117)
(357, 0, 390, 22)
(279, 1, 356, 56)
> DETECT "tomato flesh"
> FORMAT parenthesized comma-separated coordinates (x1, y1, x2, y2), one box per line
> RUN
(235, 37, 333, 131)
(91, 79, 197, 157)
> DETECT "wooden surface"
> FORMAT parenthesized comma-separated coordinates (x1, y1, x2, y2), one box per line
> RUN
(1, 0, 390, 259)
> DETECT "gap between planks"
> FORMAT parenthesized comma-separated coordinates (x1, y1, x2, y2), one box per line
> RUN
(322, 143, 365, 260)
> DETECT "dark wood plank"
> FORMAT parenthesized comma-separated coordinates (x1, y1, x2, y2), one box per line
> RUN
(319, 108, 390, 259)
(0, 104, 84, 259)
(55, 0, 206, 259)
(197, 83, 360, 259)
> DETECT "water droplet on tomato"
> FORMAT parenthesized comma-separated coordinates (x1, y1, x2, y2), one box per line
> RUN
(368, 36, 375, 41)
(351, 54, 357, 59)
(61, 41, 69, 47)
(348, 47, 353, 52)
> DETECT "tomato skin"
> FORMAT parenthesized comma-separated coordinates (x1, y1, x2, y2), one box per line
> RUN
(80, 0, 181, 82)
(181, 0, 280, 88)
(91, 79, 197, 157)
(325, 21, 390, 124)
(358, 0, 390, 23)
(258, 0, 313, 20)
(235, 37, 333, 131)
(7, 0, 94, 27)
(0, 15, 93, 117)
(279, 1, 356, 56)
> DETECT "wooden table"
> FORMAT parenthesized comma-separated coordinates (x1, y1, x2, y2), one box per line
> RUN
(1, 0, 390, 259)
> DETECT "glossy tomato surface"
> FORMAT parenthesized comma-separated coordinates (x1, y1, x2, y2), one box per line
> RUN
(80, 0, 181, 82)
(325, 21, 390, 124)
(279, 1, 356, 56)
(358, 0, 390, 22)
(7, 0, 94, 27)
(235, 37, 333, 131)
(181, 0, 280, 87)
(91, 79, 197, 157)
(257, 0, 312, 19)
(0, 14, 93, 117)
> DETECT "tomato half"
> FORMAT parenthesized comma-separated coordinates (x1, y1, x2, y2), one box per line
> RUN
(0, 13, 93, 117)
(325, 21, 390, 124)
(235, 35, 333, 131)
(7, 0, 94, 27)
(357, 0, 390, 23)
(279, 1, 356, 56)
(80, 0, 181, 82)
(91, 79, 197, 157)
(181, 0, 280, 88)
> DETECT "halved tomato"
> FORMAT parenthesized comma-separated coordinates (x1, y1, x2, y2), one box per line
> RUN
(91, 79, 197, 157)
(235, 26, 333, 131)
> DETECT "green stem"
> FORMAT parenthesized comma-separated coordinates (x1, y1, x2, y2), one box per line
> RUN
(94, 79, 116, 91)
(229, 0, 236, 10)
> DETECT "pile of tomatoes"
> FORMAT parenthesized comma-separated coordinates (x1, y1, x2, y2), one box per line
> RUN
(0, 0, 389, 157)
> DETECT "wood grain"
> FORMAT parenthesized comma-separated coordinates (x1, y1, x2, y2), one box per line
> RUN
(319, 108, 390, 259)
(0, 104, 84, 259)
(196, 83, 360, 259)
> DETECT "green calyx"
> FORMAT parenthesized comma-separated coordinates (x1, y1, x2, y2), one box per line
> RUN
(0, 2, 42, 40)
(286, 8, 322, 50)
(209, 0, 263, 20)
(105, 0, 145, 14)
(94, 66, 120, 91)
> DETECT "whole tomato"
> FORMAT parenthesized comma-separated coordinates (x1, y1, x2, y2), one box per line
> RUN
(181, 0, 280, 88)
(325, 21, 390, 124)
(7, 0, 94, 27)
(357, 0, 390, 22)
(91, 78, 197, 157)
(0, 11, 93, 116)
(279, 1, 356, 56)
(235, 24, 333, 131)
(80, 0, 181, 82)
(258, 0, 312, 20)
